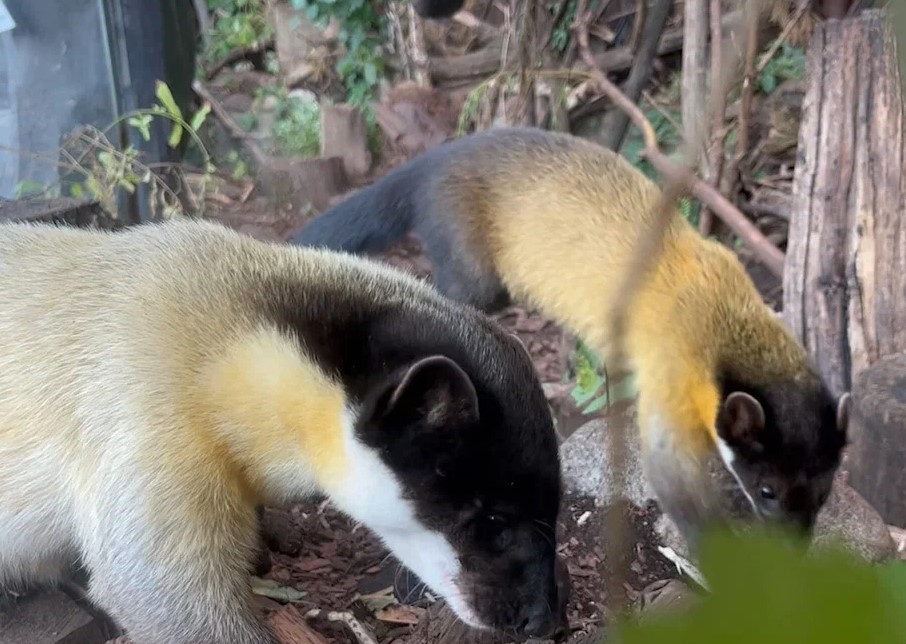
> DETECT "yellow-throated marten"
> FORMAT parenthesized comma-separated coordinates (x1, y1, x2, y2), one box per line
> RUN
(294, 126, 850, 550)
(0, 219, 564, 643)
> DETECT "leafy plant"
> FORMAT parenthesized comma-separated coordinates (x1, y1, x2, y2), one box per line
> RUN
(757, 42, 806, 95)
(570, 340, 637, 415)
(272, 95, 322, 158)
(551, 0, 579, 53)
(290, 0, 387, 109)
(619, 529, 906, 644)
(203, 0, 273, 66)
(36, 81, 216, 218)
(252, 86, 322, 158)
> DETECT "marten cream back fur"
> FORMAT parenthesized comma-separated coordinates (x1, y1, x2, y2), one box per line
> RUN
(0, 219, 564, 643)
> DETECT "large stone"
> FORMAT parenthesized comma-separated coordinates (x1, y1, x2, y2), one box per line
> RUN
(655, 477, 898, 564)
(558, 409, 653, 508)
(320, 104, 372, 181)
(846, 352, 906, 528)
(811, 479, 898, 563)
(0, 591, 111, 644)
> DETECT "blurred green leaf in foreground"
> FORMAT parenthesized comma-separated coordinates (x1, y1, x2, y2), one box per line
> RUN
(619, 530, 906, 644)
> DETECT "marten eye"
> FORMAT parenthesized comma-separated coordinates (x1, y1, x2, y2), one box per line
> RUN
(760, 485, 776, 500)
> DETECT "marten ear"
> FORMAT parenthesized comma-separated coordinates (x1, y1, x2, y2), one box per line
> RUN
(373, 355, 480, 429)
(720, 392, 766, 448)
(836, 392, 851, 435)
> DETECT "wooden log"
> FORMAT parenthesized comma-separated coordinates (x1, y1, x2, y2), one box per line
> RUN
(846, 352, 906, 528)
(0, 198, 119, 230)
(783, 9, 906, 397)
(320, 104, 372, 181)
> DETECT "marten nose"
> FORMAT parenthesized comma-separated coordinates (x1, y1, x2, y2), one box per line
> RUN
(518, 603, 557, 639)
(517, 556, 570, 638)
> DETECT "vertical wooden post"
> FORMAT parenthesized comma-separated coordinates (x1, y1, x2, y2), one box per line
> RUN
(783, 9, 906, 397)
(784, 9, 906, 526)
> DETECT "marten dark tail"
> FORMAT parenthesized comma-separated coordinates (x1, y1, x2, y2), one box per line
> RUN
(291, 155, 434, 254)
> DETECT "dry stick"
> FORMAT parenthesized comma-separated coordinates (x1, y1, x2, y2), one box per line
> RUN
(600, 0, 674, 151)
(576, 0, 770, 609)
(700, 0, 727, 236)
(734, 1, 761, 169)
(574, 7, 784, 276)
(204, 39, 275, 81)
(192, 80, 268, 168)
(629, 0, 648, 52)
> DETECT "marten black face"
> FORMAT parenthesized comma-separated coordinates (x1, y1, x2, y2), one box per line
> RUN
(271, 283, 566, 639)
(354, 347, 565, 639)
(715, 382, 849, 535)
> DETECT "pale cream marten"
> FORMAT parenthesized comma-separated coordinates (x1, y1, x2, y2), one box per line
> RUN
(294, 126, 851, 551)
(0, 218, 565, 643)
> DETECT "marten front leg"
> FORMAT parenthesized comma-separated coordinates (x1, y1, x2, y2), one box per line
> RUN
(641, 432, 726, 557)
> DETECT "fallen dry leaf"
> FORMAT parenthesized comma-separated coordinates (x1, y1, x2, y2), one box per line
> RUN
(374, 604, 426, 625)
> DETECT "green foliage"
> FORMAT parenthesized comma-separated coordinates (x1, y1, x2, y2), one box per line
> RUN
(13, 180, 55, 199)
(254, 87, 322, 157)
(34, 82, 214, 218)
(757, 42, 806, 95)
(622, 105, 681, 180)
(620, 529, 906, 644)
(551, 0, 579, 53)
(203, 0, 272, 66)
(290, 0, 387, 109)
(272, 95, 322, 158)
(570, 341, 637, 415)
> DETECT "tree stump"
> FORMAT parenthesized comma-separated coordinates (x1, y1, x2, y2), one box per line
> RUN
(845, 352, 906, 528)
(783, 9, 906, 398)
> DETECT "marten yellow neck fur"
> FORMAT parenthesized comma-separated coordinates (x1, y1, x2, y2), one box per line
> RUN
(0, 219, 564, 643)
(294, 126, 849, 549)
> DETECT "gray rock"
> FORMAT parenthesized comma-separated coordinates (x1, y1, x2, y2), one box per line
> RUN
(655, 477, 898, 564)
(558, 410, 653, 508)
(0, 591, 110, 644)
(811, 479, 898, 563)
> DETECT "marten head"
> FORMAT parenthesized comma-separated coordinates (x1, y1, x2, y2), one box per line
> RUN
(714, 377, 850, 535)
(286, 289, 566, 639)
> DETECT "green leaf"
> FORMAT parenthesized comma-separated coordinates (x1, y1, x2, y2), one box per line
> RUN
(583, 394, 609, 415)
(363, 61, 377, 85)
(155, 81, 183, 121)
(619, 530, 906, 644)
(127, 114, 153, 142)
(190, 102, 212, 132)
(155, 81, 184, 148)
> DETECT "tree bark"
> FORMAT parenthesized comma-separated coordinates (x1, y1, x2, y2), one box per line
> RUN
(783, 9, 906, 398)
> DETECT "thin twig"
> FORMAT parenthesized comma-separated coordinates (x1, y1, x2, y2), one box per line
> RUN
(735, 1, 760, 161)
(573, 5, 784, 276)
(204, 38, 274, 81)
(192, 80, 268, 166)
(700, 0, 727, 236)
(306, 610, 378, 644)
(600, 0, 674, 151)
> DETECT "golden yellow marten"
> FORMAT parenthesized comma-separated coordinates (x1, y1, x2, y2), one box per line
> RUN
(294, 126, 850, 550)
(0, 218, 565, 643)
